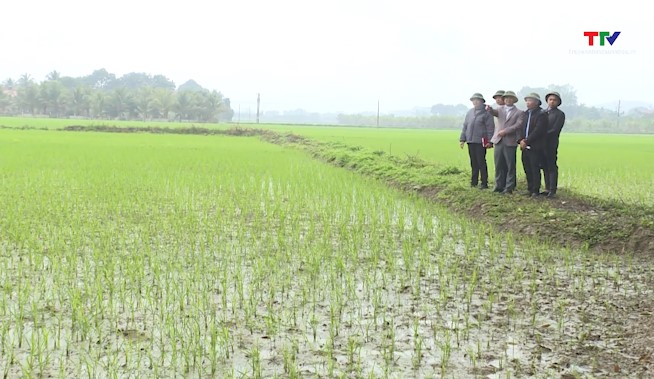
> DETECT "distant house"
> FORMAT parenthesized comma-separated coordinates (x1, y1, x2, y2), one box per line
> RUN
(2, 88, 17, 97)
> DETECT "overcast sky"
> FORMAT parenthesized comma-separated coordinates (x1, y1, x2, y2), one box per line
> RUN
(2, 0, 650, 113)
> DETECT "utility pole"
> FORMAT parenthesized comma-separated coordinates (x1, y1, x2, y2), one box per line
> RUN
(376, 100, 380, 128)
(256, 93, 260, 124)
(617, 99, 621, 129)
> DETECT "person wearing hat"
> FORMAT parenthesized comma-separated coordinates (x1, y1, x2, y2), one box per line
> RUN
(542, 91, 566, 198)
(459, 93, 495, 189)
(487, 90, 524, 194)
(492, 90, 506, 107)
(488, 90, 506, 129)
(518, 93, 549, 197)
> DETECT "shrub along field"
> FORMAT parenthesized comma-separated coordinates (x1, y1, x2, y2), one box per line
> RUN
(1, 126, 653, 378)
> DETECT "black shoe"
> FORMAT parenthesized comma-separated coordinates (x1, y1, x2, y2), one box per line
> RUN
(501, 189, 513, 195)
(493, 188, 503, 193)
(546, 192, 557, 198)
(530, 192, 539, 198)
(479, 184, 489, 190)
(539, 191, 550, 196)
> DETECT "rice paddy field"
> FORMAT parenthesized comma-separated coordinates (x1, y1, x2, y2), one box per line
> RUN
(1, 119, 653, 378)
(4, 116, 651, 204)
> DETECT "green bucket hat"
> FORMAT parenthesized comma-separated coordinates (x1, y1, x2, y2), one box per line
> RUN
(469, 93, 485, 102)
(502, 90, 518, 102)
(524, 92, 541, 104)
(545, 91, 562, 105)
(492, 90, 505, 99)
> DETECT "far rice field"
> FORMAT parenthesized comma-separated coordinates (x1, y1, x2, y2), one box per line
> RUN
(1, 118, 653, 378)
(2, 116, 652, 204)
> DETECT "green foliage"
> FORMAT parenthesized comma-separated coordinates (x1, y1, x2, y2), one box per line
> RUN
(0, 70, 232, 122)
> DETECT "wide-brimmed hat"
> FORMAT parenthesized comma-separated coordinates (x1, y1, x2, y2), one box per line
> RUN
(545, 91, 562, 105)
(469, 93, 485, 102)
(492, 90, 505, 99)
(502, 90, 518, 102)
(524, 92, 541, 104)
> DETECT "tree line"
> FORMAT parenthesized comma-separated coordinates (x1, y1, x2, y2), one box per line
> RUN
(339, 84, 653, 133)
(0, 69, 234, 122)
(336, 114, 653, 134)
(428, 84, 638, 119)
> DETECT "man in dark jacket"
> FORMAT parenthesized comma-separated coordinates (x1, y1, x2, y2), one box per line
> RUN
(518, 93, 549, 197)
(543, 92, 566, 198)
(459, 93, 495, 189)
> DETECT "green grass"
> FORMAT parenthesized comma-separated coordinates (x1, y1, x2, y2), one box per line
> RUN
(2, 116, 652, 204)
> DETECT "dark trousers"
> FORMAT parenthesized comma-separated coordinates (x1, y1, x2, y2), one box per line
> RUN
(493, 142, 517, 191)
(521, 148, 546, 194)
(467, 143, 488, 186)
(544, 137, 560, 193)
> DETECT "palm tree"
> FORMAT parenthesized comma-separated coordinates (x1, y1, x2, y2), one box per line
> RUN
(90, 92, 106, 119)
(194, 90, 224, 122)
(17, 73, 33, 88)
(107, 88, 133, 120)
(173, 91, 194, 121)
(70, 86, 91, 117)
(151, 88, 175, 120)
(39, 81, 68, 117)
(16, 84, 40, 115)
(46, 70, 61, 81)
(135, 88, 154, 121)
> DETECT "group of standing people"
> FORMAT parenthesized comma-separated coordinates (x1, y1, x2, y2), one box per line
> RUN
(459, 90, 565, 198)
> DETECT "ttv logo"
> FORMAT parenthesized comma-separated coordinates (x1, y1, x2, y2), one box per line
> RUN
(584, 31, 621, 46)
